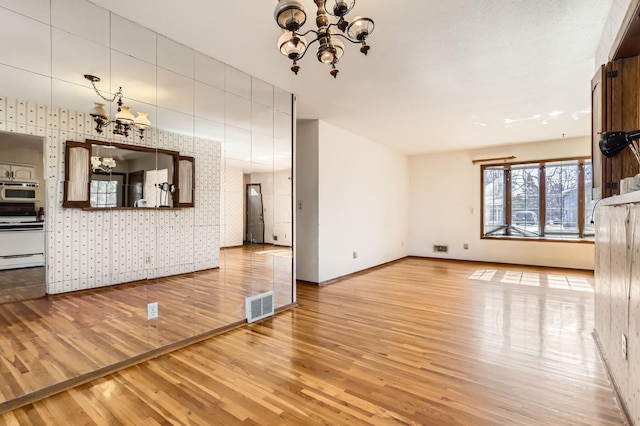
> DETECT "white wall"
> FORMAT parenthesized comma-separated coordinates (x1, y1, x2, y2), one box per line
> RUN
(596, 0, 636, 65)
(317, 121, 409, 283)
(220, 165, 243, 247)
(408, 136, 595, 270)
(295, 120, 319, 282)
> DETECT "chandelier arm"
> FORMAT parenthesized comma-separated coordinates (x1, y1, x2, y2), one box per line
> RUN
(297, 28, 321, 38)
(332, 32, 362, 44)
(293, 37, 320, 62)
(325, 22, 342, 33)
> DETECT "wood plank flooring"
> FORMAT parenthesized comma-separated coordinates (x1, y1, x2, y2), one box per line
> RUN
(0, 244, 293, 405)
(0, 258, 625, 425)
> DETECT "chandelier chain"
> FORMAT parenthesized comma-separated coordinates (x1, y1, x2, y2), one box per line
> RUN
(89, 80, 123, 104)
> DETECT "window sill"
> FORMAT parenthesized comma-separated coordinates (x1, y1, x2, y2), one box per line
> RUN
(481, 236, 594, 244)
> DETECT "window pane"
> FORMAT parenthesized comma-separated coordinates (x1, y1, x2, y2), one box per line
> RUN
(584, 161, 594, 236)
(91, 179, 118, 208)
(483, 167, 506, 236)
(511, 165, 540, 237)
(545, 161, 579, 237)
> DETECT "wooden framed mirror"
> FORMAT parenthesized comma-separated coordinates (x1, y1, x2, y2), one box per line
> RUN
(63, 139, 194, 209)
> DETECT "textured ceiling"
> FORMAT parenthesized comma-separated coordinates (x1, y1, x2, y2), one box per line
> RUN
(88, 0, 614, 155)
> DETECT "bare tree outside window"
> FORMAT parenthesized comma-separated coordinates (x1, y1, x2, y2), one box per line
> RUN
(511, 165, 540, 236)
(483, 167, 506, 234)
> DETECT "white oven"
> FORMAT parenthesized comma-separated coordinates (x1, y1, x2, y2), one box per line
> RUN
(0, 213, 45, 270)
(0, 182, 39, 202)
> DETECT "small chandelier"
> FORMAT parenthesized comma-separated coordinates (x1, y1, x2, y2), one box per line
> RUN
(91, 155, 116, 173)
(84, 74, 151, 139)
(274, 0, 375, 78)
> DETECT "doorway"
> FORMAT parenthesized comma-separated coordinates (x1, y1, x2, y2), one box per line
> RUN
(0, 131, 46, 304)
(246, 183, 264, 244)
(127, 170, 144, 207)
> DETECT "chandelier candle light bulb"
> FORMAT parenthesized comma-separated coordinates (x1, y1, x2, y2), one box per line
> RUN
(115, 105, 135, 124)
(274, 0, 374, 77)
(134, 112, 151, 130)
(89, 102, 109, 120)
(91, 156, 117, 173)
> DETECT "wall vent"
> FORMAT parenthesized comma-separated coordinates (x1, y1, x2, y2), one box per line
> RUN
(433, 245, 448, 253)
(245, 291, 275, 323)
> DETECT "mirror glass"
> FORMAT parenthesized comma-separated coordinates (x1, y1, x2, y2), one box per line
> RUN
(0, 0, 293, 408)
(0, 131, 46, 304)
(88, 144, 177, 208)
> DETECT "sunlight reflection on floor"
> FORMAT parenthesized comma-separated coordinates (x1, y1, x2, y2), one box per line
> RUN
(253, 249, 293, 258)
(468, 269, 593, 292)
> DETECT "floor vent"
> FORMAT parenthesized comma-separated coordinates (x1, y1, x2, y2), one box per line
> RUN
(433, 245, 448, 253)
(245, 291, 274, 323)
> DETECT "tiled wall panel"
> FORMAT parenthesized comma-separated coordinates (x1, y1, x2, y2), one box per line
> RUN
(0, 95, 220, 294)
(220, 166, 244, 247)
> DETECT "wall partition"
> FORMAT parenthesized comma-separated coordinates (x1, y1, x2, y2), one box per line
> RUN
(0, 0, 293, 410)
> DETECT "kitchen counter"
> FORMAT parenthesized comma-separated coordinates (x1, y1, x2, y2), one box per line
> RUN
(599, 190, 640, 206)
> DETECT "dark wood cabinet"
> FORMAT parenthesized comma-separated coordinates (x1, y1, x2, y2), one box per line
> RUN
(592, 57, 640, 199)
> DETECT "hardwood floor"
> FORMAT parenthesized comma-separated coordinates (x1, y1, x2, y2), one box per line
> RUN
(0, 244, 293, 406)
(0, 258, 625, 425)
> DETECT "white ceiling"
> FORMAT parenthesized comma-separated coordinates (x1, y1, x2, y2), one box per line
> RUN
(88, 0, 613, 155)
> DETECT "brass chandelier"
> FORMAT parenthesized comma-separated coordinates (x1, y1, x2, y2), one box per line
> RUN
(84, 74, 151, 140)
(274, 0, 375, 78)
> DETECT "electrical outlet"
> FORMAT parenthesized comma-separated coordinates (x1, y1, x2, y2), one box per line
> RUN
(622, 334, 627, 360)
(353, 251, 358, 259)
(298, 200, 303, 210)
(463, 243, 469, 250)
(273, 235, 278, 241)
(145, 255, 152, 264)
(147, 302, 158, 320)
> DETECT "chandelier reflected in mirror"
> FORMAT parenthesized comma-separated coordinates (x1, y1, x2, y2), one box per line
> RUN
(84, 74, 151, 139)
(274, 0, 375, 78)
(91, 155, 116, 173)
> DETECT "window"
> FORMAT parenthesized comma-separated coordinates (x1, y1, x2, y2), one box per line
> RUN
(90, 179, 118, 208)
(482, 158, 594, 241)
(90, 173, 125, 208)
